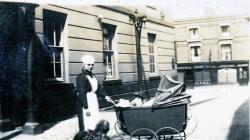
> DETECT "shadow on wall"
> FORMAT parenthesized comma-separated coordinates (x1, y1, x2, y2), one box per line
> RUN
(227, 99, 249, 140)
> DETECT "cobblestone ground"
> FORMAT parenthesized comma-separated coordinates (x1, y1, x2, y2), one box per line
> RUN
(10, 84, 250, 140)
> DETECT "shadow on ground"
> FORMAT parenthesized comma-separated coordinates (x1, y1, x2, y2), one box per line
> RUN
(190, 97, 219, 106)
(227, 99, 249, 140)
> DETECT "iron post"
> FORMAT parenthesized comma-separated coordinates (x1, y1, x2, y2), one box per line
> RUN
(129, 9, 147, 96)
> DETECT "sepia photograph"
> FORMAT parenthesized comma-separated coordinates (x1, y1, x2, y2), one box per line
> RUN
(0, 0, 249, 139)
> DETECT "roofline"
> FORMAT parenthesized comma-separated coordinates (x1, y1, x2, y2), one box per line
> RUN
(96, 5, 174, 28)
(175, 14, 250, 24)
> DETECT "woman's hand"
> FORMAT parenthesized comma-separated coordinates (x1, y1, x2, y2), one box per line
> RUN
(85, 109, 91, 116)
(105, 96, 115, 104)
(105, 96, 111, 100)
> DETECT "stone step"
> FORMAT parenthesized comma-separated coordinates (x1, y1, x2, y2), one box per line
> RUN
(0, 127, 22, 140)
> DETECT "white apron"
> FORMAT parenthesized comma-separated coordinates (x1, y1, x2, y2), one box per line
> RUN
(82, 75, 100, 130)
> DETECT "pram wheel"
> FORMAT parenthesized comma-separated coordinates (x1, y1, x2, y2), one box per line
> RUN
(156, 127, 184, 140)
(130, 128, 158, 140)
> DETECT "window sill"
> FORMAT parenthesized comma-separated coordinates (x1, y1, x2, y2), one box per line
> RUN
(187, 38, 202, 43)
(218, 36, 233, 41)
(148, 72, 159, 77)
(149, 76, 161, 81)
(103, 79, 122, 86)
(45, 78, 65, 83)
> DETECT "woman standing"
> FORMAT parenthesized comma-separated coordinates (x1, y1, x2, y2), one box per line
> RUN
(76, 55, 112, 131)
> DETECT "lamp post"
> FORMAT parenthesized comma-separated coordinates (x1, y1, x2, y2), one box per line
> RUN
(129, 9, 147, 96)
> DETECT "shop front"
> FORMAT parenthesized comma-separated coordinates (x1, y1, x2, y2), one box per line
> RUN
(177, 60, 249, 87)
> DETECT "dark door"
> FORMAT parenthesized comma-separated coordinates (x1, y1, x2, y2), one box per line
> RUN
(0, 3, 19, 130)
(210, 69, 218, 85)
(194, 70, 211, 85)
(184, 70, 194, 88)
(238, 67, 249, 85)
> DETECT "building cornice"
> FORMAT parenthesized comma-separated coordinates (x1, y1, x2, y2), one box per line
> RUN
(175, 15, 250, 25)
(96, 5, 174, 28)
(177, 60, 249, 66)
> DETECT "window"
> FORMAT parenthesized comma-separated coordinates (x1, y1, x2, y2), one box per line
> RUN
(189, 28, 199, 39)
(221, 44, 232, 60)
(220, 25, 230, 37)
(43, 10, 66, 80)
(191, 46, 201, 62)
(239, 68, 248, 79)
(102, 23, 116, 79)
(148, 33, 156, 73)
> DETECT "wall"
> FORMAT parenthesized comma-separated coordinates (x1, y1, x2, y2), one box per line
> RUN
(34, 5, 176, 100)
(175, 15, 250, 63)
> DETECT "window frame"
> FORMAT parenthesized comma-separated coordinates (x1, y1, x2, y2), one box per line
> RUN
(148, 33, 157, 74)
(190, 46, 201, 62)
(221, 44, 232, 61)
(220, 25, 230, 37)
(188, 26, 199, 40)
(43, 9, 67, 81)
(102, 23, 118, 80)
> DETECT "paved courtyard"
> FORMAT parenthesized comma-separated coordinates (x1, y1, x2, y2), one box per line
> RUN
(186, 84, 249, 140)
(8, 84, 250, 140)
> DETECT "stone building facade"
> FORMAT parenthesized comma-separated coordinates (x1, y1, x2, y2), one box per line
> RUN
(0, 3, 175, 133)
(34, 5, 175, 98)
(175, 15, 250, 87)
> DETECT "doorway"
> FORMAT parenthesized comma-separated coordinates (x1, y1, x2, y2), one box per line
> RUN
(218, 68, 237, 84)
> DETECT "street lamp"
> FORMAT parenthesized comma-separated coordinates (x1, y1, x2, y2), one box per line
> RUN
(129, 9, 147, 96)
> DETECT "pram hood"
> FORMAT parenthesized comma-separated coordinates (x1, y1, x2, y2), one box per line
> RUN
(152, 74, 191, 107)
(115, 75, 191, 109)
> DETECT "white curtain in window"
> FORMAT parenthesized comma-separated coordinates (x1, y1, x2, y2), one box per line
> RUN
(221, 44, 231, 60)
